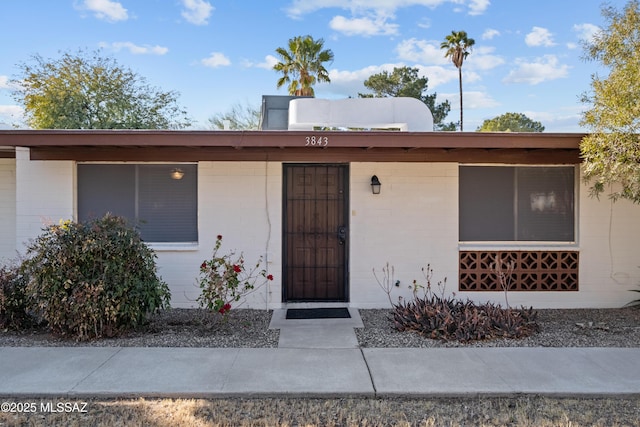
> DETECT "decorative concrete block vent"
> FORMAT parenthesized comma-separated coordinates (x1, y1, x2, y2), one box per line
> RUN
(459, 251, 579, 291)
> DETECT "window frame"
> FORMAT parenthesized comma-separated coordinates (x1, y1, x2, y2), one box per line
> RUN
(76, 162, 199, 246)
(458, 164, 579, 246)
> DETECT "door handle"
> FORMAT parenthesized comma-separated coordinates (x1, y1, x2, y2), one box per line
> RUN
(337, 226, 346, 245)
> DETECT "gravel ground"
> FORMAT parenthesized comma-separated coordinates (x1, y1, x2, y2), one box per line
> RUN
(1, 306, 639, 347)
(2, 307, 640, 426)
(356, 306, 640, 348)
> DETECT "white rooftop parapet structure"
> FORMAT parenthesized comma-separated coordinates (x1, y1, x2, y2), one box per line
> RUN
(287, 97, 434, 132)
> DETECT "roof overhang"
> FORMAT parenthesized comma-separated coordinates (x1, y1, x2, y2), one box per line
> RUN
(0, 130, 584, 164)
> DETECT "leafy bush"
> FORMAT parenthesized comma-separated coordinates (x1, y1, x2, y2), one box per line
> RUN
(0, 262, 33, 330)
(383, 263, 539, 342)
(21, 215, 171, 340)
(198, 234, 273, 315)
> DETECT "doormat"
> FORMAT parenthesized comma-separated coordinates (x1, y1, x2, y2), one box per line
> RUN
(286, 307, 351, 319)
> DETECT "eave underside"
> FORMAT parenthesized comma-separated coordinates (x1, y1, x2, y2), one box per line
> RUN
(27, 146, 580, 164)
(0, 131, 584, 164)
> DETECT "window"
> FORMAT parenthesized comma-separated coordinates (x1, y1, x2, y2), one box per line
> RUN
(78, 164, 197, 242)
(459, 166, 575, 242)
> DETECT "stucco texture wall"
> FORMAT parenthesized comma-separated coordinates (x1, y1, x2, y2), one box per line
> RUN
(6, 155, 640, 309)
(14, 148, 75, 255)
(0, 158, 16, 262)
(349, 162, 459, 308)
(155, 161, 282, 309)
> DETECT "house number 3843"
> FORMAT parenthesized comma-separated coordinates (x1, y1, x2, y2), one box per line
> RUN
(305, 136, 328, 147)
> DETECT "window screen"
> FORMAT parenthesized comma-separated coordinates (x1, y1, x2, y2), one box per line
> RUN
(459, 166, 575, 242)
(78, 164, 198, 242)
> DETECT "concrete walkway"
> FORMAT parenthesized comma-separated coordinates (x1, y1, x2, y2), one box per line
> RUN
(0, 309, 639, 399)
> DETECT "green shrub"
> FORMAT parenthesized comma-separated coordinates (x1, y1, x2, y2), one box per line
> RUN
(0, 262, 33, 330)
(21, 214, 171, 340)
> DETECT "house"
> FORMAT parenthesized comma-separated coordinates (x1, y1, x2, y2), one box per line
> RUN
(0, 97, 638, 309)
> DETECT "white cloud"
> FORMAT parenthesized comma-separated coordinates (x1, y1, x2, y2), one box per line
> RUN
(482, 28, 500, 40)
(463, 91, 499, 109)
(99, 42, 168, 55)
(0, 76, 12, 90)
(525, 26, 556, 47)
(417, 17, 431, 29)
(417, 65, 460, 87)
(201, 52, 231, 68)
(395, 38, 449, 65)
(468, 0, 490, 16)
(0, 105, 25, 126)
(524, 108, 585, 132)
(325, 62, 460, 97)
(325, 63, 402, 95)
(329, 14, 399, 36)
(75, 0, 128, 22)
(285, 0, 489, 19)
(181, 0, 214, 25)
(468, 46, 505, 71)
(243, 55, 278, 69)
(503, 55, 570, 85)
(573, 23, 600, 43)
(439, 90, 499, 110)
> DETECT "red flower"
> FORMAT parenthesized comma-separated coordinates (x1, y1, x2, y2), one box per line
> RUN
(218, 303, 232, 314)
(216, 234, 223, 240)
(233, 265, 242, 273)
(200, 261, 207, 270)
(267, 274, 274, 281)
(224, 303, 231, 311)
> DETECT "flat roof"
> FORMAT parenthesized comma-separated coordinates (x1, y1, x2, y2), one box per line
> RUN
(0, 130, 584, 164)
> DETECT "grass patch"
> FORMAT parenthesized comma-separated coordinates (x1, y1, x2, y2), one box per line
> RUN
(1, 397, 639, 426)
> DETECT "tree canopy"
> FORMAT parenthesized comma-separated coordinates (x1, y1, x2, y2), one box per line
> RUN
(359, 66, 455, 131)
(11, 50, 191, 129)
(207, 102, 260, 130)
(441, 30, 475, 131)
(580, 0, 640, 203)
(477, 112, 545, 132)
(274, 35, 334, 96)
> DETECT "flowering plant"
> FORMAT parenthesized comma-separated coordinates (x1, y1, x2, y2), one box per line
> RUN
(197, 235, 273, 315)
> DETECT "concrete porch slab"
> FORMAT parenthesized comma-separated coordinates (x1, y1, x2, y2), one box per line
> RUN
(269, 307, 363, 329)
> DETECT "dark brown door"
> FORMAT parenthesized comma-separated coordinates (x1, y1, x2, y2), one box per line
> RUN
(283, 164, 348, 301)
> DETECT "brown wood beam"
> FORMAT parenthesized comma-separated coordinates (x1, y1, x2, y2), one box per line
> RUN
(29, 146, 581, 164)
(0, 130, 585, 150)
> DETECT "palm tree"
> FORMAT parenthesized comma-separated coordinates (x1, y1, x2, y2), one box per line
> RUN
(441, 30, 475, 131)
(274, 35, 334, 96)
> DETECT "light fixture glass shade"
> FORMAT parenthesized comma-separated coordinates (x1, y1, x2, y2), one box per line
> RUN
(371, 175, 381, 194)
(170, 168, 184, 180)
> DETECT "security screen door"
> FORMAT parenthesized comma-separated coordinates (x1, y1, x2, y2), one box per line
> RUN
(283, 164, 348, 301)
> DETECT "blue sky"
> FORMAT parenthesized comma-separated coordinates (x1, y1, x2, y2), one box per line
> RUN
(0, 0, 626, 131)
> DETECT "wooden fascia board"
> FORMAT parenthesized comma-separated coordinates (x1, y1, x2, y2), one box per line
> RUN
(28, 146, 580, 164)
(0, 130, 585, 150)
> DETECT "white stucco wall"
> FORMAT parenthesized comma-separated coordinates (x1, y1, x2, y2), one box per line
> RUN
(576, 182, 640, 307)
(0, 158, 16, 263)
(349, 162, 459, 307)
(350, 164, 640, 309)
(155, 161, 282, 309)
(6, 155, 639, 309)
(14, 147, 75, 255)
(452, 172, 640, 309)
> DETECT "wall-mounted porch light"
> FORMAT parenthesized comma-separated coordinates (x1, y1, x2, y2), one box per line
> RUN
(370, 175, 381, 194)
(170, 168, 184, 180)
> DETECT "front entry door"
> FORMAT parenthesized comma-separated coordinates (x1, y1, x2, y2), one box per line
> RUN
(283, 164, 348, 301)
